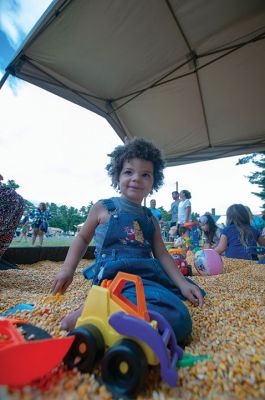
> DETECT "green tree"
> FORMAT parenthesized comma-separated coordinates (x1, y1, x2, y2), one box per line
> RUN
(79, 202, 94, 219)
(237, 152, 265, 212)
(191, 212, 200, 222)
(158, 206, 170, 222)
(3, 179, 19, 190)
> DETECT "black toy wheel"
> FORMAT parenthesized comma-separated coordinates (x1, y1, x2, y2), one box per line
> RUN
(187, 265, 193, 276)
(64, 324, 104, 373)
(101, 338, 148, 397)
(17, 323, 52, 340)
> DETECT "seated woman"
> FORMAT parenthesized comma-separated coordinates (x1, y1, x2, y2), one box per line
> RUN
(199, 213, 221, 249)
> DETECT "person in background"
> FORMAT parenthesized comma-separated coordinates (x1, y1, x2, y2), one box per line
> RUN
(199, 213, 221, 249)
(52, 138, 205, 345)
(0, 174, 24, 268)
(244, 206, 265, 235)
(17, 210, 30, 242)
(214, 204, 265, 260)
(31, 202, 51, 246)
(177, 190, 192, 229)
(169, 191, 180, 228)
(149, 198, 162, 221)
(168, 224, 178, 242)
(174, 225, 189, 248)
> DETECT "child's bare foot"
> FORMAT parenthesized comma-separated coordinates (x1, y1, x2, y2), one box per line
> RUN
(60, 306, 84, 331)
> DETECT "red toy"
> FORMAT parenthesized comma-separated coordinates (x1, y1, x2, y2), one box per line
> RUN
(167, 248, 192, 276)
(0, 318, 74, 386)
(173, 257, 192, 276)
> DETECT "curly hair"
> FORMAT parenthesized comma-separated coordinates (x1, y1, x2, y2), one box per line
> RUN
(106, 138, 165, 192)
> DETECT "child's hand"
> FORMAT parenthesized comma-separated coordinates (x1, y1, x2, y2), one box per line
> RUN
(52, 269, 74, 295)
(180, 281, 204, 307)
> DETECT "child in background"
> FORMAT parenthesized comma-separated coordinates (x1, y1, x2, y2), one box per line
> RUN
(17, 211, 30, 242)
(174, 225, 189, 248)
(214, 204, 265, 260)
(199, 213, 221, 249)
(52, 138, 205, 345)
(168, 224, 177, 242)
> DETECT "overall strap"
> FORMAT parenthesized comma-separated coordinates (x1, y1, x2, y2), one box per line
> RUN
(143, 206, 153, 218)
(100, 198, 117, 213)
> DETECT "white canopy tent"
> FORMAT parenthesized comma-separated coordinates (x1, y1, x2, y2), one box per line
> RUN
(1, 0, 265, 166)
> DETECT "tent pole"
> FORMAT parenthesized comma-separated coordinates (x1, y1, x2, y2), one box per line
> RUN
(0, 71, 10, 90)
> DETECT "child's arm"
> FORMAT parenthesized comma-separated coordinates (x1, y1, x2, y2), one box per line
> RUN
(52, 201, 104, 294)
(213, 234, 227, 255)
(151, 218, 204, 307)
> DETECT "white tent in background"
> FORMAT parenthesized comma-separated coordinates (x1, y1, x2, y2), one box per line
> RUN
(76, 223, 84, 232)
(1, 0, 265, 166)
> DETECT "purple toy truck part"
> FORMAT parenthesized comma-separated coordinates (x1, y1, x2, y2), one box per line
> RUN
(109, 310, 183, 387)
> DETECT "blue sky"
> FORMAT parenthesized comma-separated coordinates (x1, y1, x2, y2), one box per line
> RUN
(0, 1, 52, 69)
(0, 1, 263, 216)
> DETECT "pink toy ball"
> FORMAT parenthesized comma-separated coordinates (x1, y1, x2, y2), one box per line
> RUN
(194, 249, 223, 276)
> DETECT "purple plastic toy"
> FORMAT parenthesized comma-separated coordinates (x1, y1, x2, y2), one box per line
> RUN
(109, 309, 184, 387)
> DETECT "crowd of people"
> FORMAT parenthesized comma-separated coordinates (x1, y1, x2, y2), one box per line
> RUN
(150, 193, 265, 261)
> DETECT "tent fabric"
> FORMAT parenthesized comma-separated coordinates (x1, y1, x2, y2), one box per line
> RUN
(2, 0, 265, 166)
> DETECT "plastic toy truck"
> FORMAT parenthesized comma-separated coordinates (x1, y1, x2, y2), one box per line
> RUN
(64, 272, 184, 397)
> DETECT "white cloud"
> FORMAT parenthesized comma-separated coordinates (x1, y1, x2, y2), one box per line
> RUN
(0, 0, 52, 48)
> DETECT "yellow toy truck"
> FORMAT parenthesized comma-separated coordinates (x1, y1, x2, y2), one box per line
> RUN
(64, 272, 183, 397)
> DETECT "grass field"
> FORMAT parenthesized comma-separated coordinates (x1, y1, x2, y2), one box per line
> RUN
(10, 236, 95, 247)
(10, 236, 75, 247)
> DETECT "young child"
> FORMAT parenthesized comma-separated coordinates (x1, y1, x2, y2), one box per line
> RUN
(214, 204, 265, 259)
(17, 211, 30, 242)
(52, 138, 205, 344)
(199, 213, 221, 249)
(174, 225, 189, 248)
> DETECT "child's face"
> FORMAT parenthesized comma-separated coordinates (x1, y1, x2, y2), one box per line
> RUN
(118, 158, 154, 204)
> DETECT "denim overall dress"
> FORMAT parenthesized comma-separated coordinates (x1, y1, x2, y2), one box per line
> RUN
(83, 197, 204, 343)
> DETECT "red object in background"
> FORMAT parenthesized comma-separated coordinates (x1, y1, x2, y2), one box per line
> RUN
(0, 318, 74, 386)
(173, 258, 192, 276)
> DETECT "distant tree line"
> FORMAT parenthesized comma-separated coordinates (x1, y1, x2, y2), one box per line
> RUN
(5, 151, 265, 232)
